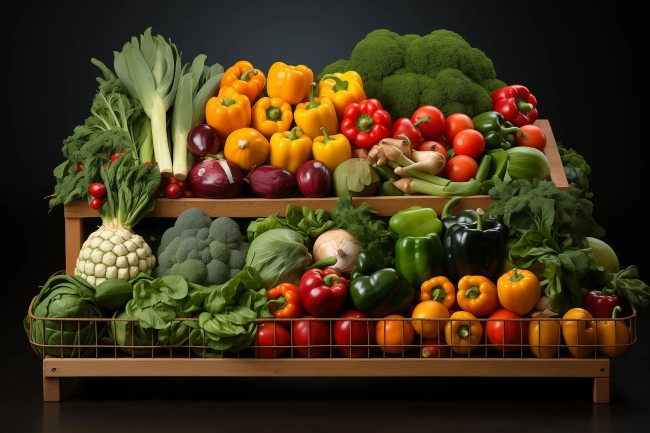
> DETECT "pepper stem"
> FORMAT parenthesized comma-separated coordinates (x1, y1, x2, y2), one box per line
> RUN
(323, 273, 341, 287)
(221, 97, 236, 107)
(356, 113, 374, 132)
(476, 208, 484, 231)
(239, 68, 258, 82)
(612, 305, 621, 319)
(457, 324, 470, 339)
(307, 255, 338, 270)
(286, 126, 303, 141)
(430, 287, 447, 302)
(321, 74, 348, 92)
(266, 106, 281, 121)
(398, 134, 413, 154)
(510, 268, 525, 282)
(306, 82, 320, 110)
(501, 124, 524, 138)
(516, 99, 534, 114)
(275, 295, 288, 310)
(320, 126, 332, 144)
(441, 196, 461, 219)
(464, 285, 481, 299)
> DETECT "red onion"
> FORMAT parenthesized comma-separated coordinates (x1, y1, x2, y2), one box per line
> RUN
(245, 165, 296, 199)
(187, 124, 221, 158)
(296, 160, 332, 198)
(187, 158, 244, 198)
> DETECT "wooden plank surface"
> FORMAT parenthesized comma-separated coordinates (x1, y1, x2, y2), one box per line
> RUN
(43, 357, 610, 378)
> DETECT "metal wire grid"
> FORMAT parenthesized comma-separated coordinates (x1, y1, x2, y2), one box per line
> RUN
(26, 297, 637, 360)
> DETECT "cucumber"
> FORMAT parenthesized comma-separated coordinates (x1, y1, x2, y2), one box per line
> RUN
(94, 278, 134, 313)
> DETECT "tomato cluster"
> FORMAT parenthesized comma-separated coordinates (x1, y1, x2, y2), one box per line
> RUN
(155, 176, 195, 199)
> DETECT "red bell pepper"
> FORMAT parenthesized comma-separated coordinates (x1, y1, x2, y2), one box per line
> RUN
(298, 268, 349, 318)
(582, 289, 622, 319)
(391, 117, 427, 149)
(340, 98, 392, 149)
(490, 84, 538, 127)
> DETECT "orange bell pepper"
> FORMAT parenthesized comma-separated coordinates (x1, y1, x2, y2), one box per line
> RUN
(294, 82, 338, 139)
(311, 127, 352, 174)
(561, 307, 596, 358)
(444, 310, 482, 355)
(411, 300, 450, 339)
(266, 61, 314, 105)
(317, 71, 367, 121)
(250, 96, 293, 140)
(267, 282, 303, 323)
(269, 126, 313, 175)
(457, 275, 499, 317)
(205, 86, 252, 141)
(497, 268, 541, 316)
(419, 276, 456, 310)
(529, 317, 561, 358)
(223, 127, 270, 173)
(220, 60, 266, 104)
(596, 306, 631, 358)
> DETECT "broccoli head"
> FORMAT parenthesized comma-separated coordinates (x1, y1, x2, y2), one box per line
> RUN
(316, 29, 507, 120)
(153, 209, 250, 287)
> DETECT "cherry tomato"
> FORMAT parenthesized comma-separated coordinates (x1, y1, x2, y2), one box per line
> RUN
(333, 310, 375, 358)
(252, 322, 291, 359)
(486, 308, 529, 353)
(420, 337, 450, 358)
(180, 189, 195, 198)
(176, 180, 188, 192)
(443, 113, 473, 146)
(515, 124, 547, 151)
(418, 140, 447, 161)
(88, 182, 107, 198)
(292, 317, 331, 358)
(411, 105, 446, 141)
(164, 183, 182, 199)
(166, 177, 178, 185)
(75, 161, 84, 174)
(375, 314, 415, 355)
(445, 155, 479, 182)
(90, 197, 102, 210)
(453, 129, 485, 159)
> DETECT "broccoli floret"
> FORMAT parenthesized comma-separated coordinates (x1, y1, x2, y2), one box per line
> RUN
(317, 28, 507, 120)
(153, 209, 251, 287)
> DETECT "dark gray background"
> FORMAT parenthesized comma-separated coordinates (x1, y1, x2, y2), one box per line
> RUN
(6, 0, 650, 431)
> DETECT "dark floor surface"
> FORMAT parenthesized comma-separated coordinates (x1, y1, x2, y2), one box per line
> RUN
(3, 314, 649, 433)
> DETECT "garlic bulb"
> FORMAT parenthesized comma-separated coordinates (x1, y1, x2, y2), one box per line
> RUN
(311, 229, 360, 275)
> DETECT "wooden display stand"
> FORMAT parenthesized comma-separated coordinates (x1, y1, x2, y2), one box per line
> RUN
(38, 120, 620, 403)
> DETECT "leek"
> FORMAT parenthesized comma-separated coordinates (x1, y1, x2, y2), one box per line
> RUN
(113, 27, 181, 178)
(171, 55, 224, 180)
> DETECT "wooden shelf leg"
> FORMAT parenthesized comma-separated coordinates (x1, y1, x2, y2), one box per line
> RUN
(43, 376, 61, 402)
(593, 377, 610, 403)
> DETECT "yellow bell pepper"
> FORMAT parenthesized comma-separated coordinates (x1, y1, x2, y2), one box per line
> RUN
(205, 86, 251, 141)
(294, 82, 338, 139)
(251, 96, 293, 140)
(411, 300, 450, 339)
(223, 127, 270, 173)
(220, 60, 266, 105)
(529, 318, 561, 358)
(596, 306, 631, 358)
(419, 276, 456, 310)
(269, 126, 312, 175)
(457, 275, 499, 317)
(496, 268, 542, 316)
(444, 310, 482, 355)
(318, 71, 367, 121)
(311, 127, 352, 174)
(266, 61, 314, 105)
(561, 307, 596, 358)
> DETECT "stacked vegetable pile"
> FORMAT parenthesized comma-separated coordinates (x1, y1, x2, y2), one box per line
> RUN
(30, 26, 650, 359)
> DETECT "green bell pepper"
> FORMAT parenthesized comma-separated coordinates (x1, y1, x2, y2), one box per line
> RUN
(388, 205, 442, 239)
(395, 232, 446, 290)
(349, 239, 395, 280)
(472, 111, 523, 151)
(443, 208, 508, 284)
(349, 268, 415, 318)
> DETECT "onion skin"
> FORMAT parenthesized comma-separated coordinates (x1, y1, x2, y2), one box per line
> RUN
(187, 158, 244, 199)
(311, 229, 360, 276)
(246, 165, 296, 199)
(296, 160, 332, 198)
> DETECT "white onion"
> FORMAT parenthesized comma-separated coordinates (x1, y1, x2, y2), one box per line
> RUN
(311, 229, 360, 276)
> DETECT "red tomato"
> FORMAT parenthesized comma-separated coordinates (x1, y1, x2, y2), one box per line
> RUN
(292, 317, 331, 358)
(176, 180, 188, 192)
(453, 129, 485, 159)
(333, 310, 376, 358)
(166, 177, 178, 185)
(88, 182, 106, 198)
(418, 140, 448, 162)
(445, 155, 479, 182)
(164, 183, 182, 199)
(411, 105, 446, 141)
(515, 124, 547, 151)
(420, 337, 449, 358)
(253, 322, 291, 359)
(180, 189, 195, 198)
(90, 197, 102, 210)
(376, 315, 415, 355)
(443, 113, 473, 146)
(486, 309, 529, 353)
